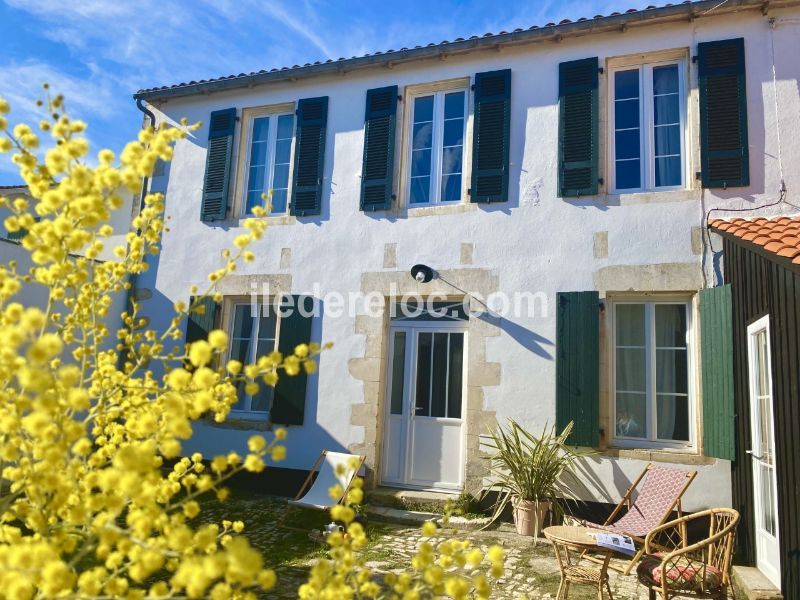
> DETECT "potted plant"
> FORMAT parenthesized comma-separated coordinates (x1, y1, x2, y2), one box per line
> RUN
(482, 420, 587, 538)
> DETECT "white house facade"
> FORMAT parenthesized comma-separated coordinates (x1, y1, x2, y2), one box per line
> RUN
(132, 0, 800, 516)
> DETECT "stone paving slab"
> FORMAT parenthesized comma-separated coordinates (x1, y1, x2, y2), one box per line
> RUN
(200, 493, 733, 599)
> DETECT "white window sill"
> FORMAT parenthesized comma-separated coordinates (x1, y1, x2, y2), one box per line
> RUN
(224, 214, 296, 227)
(603, 188, 700, 206)
(602, 446, 718, 466)
(205, 414, 272, 431)
(404, 202, 477, 218)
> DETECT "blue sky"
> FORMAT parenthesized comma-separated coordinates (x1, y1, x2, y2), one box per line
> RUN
(0, 0, 654, 183)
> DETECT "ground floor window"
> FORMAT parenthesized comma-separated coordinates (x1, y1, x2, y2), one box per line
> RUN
(612, 299, 693, 448)
(227, 302, 279, 414)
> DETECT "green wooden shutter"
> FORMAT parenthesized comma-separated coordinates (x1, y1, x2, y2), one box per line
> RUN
(272, 295, 315, 426)
(698, 38, 749, 189)
(556, 291, 600, 446)
(558, 58, 599, 197)
(201, 108, 236, 221)
(470, 69, 511, 203)
(290, 97, 328, 216)
(185, 296, 219, 344)
(700, 285, 735, 460)
(6, 228, 27, 242)
(361, 86, 398, 211)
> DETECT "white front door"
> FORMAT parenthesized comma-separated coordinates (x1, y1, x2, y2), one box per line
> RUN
(747, 315, 781, 588)
(381, 324, 466, 490)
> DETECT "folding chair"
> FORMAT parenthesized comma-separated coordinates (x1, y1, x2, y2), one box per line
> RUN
(277, 451, 365, 530)
(581, 463, 697, 575)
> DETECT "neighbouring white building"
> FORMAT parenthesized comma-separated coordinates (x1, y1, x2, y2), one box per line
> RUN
(132, 1, 800, 587)
(0, 184, 133, 340)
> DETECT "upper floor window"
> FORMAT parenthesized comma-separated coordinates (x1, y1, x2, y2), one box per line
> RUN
(243, 112, 295, 215)
(613, 300, 694, 448)
(609, 60, 686, 193)
(408, 88, 467, 205)
(228, 302, 278, 414)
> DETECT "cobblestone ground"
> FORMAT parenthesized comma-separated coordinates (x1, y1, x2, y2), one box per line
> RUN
(203, 494, 730, 599)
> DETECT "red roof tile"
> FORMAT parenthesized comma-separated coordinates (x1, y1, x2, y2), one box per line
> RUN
(710, 215, 800, 266)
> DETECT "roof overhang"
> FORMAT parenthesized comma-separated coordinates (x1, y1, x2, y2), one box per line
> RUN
(709, 215, 800, 274)
(134, 0, 799, 103)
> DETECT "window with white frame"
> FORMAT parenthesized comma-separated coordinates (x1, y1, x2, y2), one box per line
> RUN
(610, 60, 686, 193)
(243, 112, 295, 215)
(407, 88, 467, 205)
(227, 302, 279, 414)
(613, 300, 693, 447)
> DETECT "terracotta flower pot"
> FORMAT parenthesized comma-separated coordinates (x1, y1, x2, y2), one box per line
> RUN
(512, 498, 551, 537)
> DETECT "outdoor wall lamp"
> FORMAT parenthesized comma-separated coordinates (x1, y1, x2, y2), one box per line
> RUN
(410, 264, 435, 283)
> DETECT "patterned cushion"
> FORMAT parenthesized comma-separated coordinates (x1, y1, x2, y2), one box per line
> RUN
(637, 554, 723, 591)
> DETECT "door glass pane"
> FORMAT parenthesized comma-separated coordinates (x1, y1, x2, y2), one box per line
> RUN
(656, 394, 689, 441)
(655, 156, 682, 188)
(616, 348, 646, 392)
(415, 332, 432, 416)
(440, 91, 465, 203)
(414, 95, 434, 122)
(447, 333, 464, 419)
(615, 70, 640, 99)
(653, 64, 679, 94)
(616, 159, 641, 190)
(652, 64, 681, 188)
(430, 333, 448, 417)
(413, 122, 433, 150)
(250, 383, 271, 412)
(616, 304, 645, 346)
(761, 463, 776, 534)
(760, 395, 773, 462)
(410, 176, 431, 204)
(656, 349, 688, 395)
(231, 304, 254, 342)
(616, 392, 646, 438)
(390, 332, 406, 415)
(756, 330, 769, 397)
(255, 338, 274, 362)
(257, 313, 277, 341)
(246, 117, 270, 213)
(230, 304, 253, 411)
(655, 304, 686, 345)
(614, 69, 641, 190)
(614, 98, 639, 130)
(271, 114, 294, 214)
(410, 95, 435, 206)
(441, 174, 462, 202)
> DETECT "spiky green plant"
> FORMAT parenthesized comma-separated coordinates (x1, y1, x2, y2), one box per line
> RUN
(482, 420, 591, 532)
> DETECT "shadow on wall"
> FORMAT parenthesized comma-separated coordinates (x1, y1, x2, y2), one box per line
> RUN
(478, 312, 554, 360)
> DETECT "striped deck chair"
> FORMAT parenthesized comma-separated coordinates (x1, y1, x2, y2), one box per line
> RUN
(277, 451, 365, 531)
(582, 463, 697, 574)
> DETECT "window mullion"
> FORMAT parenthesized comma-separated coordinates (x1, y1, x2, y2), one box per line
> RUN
(432, 92, 444, 204)
(265, 116, 278, 196)
(247, 305, 260, 412)
(643, 65, 653, 191)
(646, 303, 656, 442)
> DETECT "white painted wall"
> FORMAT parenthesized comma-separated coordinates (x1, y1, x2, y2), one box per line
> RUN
(138, 8, 800, 509)
(0, 187, 134, 345)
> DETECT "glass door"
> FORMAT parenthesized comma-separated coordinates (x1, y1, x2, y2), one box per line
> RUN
(381, 325, 466, 490)
(747, 315, 781, 587)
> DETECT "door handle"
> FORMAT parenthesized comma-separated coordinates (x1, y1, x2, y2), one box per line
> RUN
(746, 450, 764, 460)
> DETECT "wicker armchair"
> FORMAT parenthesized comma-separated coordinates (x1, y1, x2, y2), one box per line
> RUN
(636, 508, 740, 600)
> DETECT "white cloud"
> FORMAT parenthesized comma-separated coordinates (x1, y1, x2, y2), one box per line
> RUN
(0, 60, 118, 180)
(0, 61, 118, 121)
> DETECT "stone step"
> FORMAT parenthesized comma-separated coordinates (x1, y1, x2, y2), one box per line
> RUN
(732, 566, 783, 600)
(367, 486, 462, 513)
(366, 505, 491, 531)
